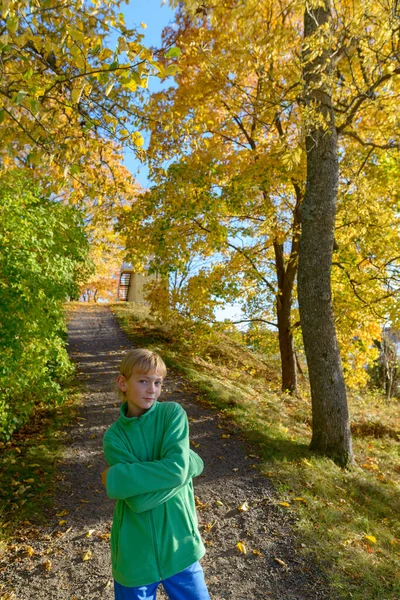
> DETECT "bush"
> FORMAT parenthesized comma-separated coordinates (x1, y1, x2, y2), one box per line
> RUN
(0, 170, 91, 439)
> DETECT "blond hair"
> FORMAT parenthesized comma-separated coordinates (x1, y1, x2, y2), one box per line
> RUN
(118, 348, 167, 400)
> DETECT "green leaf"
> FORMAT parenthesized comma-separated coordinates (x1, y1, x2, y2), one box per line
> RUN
(14, 91, 28, 105)
(165, 46, 181, 59)
(6, 16, 19, 34)
(71, 87, 83, 104)
(68, 29, 85, 43)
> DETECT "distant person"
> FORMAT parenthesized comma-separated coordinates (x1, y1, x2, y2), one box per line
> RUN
(102, 348, 210, 600)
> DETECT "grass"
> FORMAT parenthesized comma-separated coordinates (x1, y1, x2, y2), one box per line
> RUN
(112, 301, 400, 600)
(0, 375, 81, 555)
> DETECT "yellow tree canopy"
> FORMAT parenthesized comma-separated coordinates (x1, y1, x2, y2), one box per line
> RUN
(121, 0, 400, 386)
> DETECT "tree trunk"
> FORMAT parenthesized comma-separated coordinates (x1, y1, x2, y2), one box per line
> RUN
(274, 241, 298, 394)
(298, 1, 354, 466)
(276, 292, 297, 393)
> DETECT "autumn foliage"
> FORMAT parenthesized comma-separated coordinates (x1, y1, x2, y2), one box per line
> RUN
(0, 171, 90, 439)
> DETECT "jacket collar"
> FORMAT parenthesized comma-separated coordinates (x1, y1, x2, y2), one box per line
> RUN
(118, 400, 159, 425)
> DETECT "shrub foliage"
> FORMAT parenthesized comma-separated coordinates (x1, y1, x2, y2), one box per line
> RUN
(0, 171, 91, 439)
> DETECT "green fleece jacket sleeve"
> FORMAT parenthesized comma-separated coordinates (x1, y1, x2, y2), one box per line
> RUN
(125, 451, 204, 513)
(104, 404, 191, 500)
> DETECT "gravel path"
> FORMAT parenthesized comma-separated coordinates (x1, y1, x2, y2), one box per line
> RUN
(0, 305, 334, 600)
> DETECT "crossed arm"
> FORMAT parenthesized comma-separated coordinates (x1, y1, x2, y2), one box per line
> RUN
(103, 405, 203, 513)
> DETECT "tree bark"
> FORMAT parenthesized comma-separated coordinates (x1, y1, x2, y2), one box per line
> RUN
(276, 290, 297, 393)
(274, 241, 298, 394)
(298, 1, 354, 466)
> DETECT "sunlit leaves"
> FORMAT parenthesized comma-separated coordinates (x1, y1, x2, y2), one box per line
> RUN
(236, 541, 247, 554)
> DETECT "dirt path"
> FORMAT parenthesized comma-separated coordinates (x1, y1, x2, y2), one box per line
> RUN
(1, 305, 333, 600)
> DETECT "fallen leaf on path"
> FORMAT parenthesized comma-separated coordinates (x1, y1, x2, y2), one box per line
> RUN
(98, 533, 110, 540)
(252, 549, 263, 557)
(215, 500, 224, 506)
(43, 559, 52, 571)
(86, 529, 95, 538)
(232, 468, 239, 472)
(56, 510, 69, 517)
(221, 434, 230, 439)
(22, 545, 35, 557)
(195, 496, 208, 509)
(274, 557, 287, 567)
(293, 497, 307, 503)
(236, 541, 247, 555)
(81, 549, 92, 561)
(278, 502, 290, 507)
(238, 502, 249, 512)
(58, 520, 67, 526)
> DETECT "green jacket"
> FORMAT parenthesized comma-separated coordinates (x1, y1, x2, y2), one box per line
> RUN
(103, 400, 205, 587)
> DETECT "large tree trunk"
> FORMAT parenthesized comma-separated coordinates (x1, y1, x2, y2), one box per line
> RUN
(298, 1, 354, 466)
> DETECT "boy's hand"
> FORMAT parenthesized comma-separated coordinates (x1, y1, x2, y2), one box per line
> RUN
(101, 468, 109, 487)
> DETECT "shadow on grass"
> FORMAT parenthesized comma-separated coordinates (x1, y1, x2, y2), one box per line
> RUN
(0, 383, 80, 541)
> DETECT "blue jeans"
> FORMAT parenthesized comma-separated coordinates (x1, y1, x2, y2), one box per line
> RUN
(114, 562, 211, 600)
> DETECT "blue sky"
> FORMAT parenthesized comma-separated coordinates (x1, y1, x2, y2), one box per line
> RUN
(120, 0, 176, 188)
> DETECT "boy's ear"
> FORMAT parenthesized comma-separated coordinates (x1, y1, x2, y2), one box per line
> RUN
(117, 375, 127, 392)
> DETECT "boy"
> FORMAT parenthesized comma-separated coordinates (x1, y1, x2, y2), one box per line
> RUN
(102, 348, 210, 600)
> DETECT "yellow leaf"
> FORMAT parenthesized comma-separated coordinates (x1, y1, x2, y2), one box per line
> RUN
(43, 559, 52, 571)
(274, 557, 287, 567)
(86, 529, 95, 538)
(252, 549, 263, 557)
(56, 510, 69, 517)
(23, 545, 35, 557)
(365, 535, 377, 544)
(236, 541, 247, 555)
(293, 497, 307, 503)
(215, 500, 224, 506)
(58, 520, 67, 526)
(131, 132, 144, 147)
(24, 478, 34, 484)
(238, 502, 249, 512)
(81, 549, 92, 561)
(105, 82, 114, 97)
(278, 502, 290, 507)
(99, 48, 113, 61)
(141, 22, 147, 29)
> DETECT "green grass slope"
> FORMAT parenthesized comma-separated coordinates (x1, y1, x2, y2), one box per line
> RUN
(112, 302, 400, 600)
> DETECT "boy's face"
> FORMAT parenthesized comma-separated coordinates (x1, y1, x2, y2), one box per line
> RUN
(117, 370, 163, 418)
